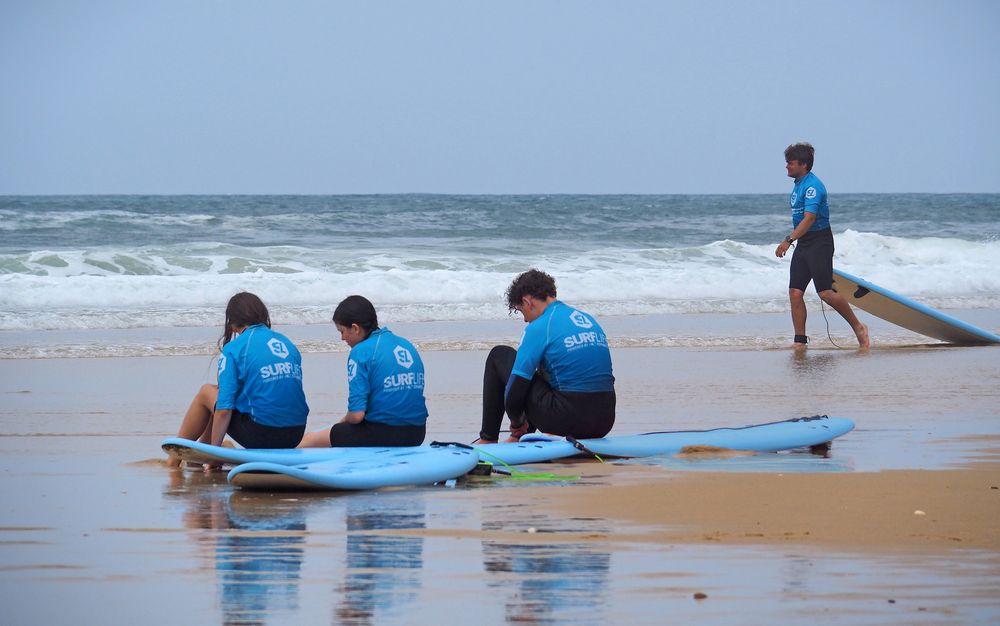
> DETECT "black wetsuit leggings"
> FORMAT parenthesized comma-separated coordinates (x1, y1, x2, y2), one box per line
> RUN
(480, 345, 616, 441)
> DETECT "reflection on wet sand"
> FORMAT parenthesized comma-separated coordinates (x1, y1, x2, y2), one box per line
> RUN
(481, 515, 612, 624)
(335, 498, 425, 625)
(788, 346, 842, 377)
(164, 470, 432, 625)
(165, 470, 307, 625)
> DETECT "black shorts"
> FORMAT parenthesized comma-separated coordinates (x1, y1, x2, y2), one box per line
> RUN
(329, 420, 426, 447)
(789, 227, 835, 293)
(226, 409, 305, 449)
(525, 386, 616, 440)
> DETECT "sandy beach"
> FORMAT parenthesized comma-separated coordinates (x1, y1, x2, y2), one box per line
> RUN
(2, 313, 999, 624)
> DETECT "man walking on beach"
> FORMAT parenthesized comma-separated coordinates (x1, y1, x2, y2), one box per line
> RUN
(774, 142, 870, 349)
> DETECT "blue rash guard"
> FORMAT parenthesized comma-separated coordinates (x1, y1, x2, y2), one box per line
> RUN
(790, 171, 830, 232)
(509, 300, 615, 394)
(216, 324, 309, 428)
(346, 327, 429, 427)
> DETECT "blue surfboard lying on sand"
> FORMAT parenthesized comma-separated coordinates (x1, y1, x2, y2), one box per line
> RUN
(164, 415, 854, 491)
(227, 443, 480, 491)
(552, 415, 855, 458)
(227, 416, 851, 490)
(832, 268, 1000, 344)
(161, 436, 580, 467)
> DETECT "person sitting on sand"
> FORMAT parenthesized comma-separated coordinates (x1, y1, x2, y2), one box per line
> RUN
(475, 269, 616, 444)
(774, 142, 870, 350)
(298, 295, 428, 448)
(168, 292, 309, 467)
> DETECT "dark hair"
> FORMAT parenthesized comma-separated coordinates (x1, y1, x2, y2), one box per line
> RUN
(784, 142, 815, 170)
(333, 295, 379, 339)
(220, 292, 271, 348)
(505, 269, 557, 313)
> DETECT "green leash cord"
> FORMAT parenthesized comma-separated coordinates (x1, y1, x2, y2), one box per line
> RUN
(470, 436, 607, 481)
(472, 448, 581, 481)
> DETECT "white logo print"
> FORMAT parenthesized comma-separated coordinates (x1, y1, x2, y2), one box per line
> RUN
(218, 354, 227, 374)
(569, 310, 593, 329)
(394, 345, 414, 369)
(268, 338, 290, 359)
(805, 187, 817, 200)
(347, 359, 358, 381)
(790, 192, 798, 206)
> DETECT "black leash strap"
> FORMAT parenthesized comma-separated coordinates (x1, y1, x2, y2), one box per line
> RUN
(566, 437, 604, 463)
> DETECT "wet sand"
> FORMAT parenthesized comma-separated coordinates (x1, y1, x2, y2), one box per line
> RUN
(1, 319, 999, 624)
(538, 461, 1000, 550)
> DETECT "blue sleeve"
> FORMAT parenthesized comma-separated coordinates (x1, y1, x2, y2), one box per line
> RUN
(216, 348, 239, 410)
(803, 183, 822, 214)
(511, 326, 544, 382)
(346, 352, 371, 413)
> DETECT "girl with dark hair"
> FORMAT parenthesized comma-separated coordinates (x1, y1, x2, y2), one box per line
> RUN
(167, 292, 309, 467)
(298, 295, 428, 448)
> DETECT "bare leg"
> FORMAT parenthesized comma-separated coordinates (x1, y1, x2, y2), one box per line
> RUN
(789, 288, 807, 347)
(297, 428, 333, 448)
(167, 384, 219, 468)
(818, 289, 870, 349)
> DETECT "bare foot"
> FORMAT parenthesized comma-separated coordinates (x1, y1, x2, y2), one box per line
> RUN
(503, 435, 522, 443)
(472, 438, 497, 445)
(854, 323, 871, 350)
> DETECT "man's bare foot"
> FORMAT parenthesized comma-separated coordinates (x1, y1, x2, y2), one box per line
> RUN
(503, 435, 522, 443)
(472, 438, 497, 445)
(854, 323, 871, 350)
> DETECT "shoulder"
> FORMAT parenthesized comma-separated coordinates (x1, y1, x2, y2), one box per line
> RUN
(806, 172, 826, 190)
(802, 173, 826, 200)
(556, 302, 599, 328)
(382, 329, 421, 358)
(391, 333, 419, 353)
(222, 332, 248, 356)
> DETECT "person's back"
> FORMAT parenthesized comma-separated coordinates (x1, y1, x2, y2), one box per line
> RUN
(297, 295, 428, 449)
(478, 269, 615, 444)
(219, 324, 309, 428)
(347, 327, 428, 427)
(512, 300, 614, 393)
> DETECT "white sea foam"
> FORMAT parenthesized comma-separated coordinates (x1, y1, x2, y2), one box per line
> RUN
(2, 231, 999, 331)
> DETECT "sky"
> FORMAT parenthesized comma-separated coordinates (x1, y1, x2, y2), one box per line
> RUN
(1, 0, 998, 195)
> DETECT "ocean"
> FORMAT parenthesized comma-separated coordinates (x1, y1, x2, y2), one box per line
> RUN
(2, 194, 999, 356)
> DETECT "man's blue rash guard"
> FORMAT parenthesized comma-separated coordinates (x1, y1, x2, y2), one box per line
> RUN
(216, 324, 309, 428)
(790, 171, 830, 232)
(346, 327, 428, 427)
(507, 301, 615, 397)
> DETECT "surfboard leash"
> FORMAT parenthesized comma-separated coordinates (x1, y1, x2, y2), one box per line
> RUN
(565, 437, 605, 463)
(819, 299, 846, 349)
(471, 448, 580, 482)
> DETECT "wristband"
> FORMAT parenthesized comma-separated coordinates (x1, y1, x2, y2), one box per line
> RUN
(785, 236, 795, 244)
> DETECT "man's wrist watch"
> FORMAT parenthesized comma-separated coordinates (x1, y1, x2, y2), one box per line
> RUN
(784, 236, 794, 244)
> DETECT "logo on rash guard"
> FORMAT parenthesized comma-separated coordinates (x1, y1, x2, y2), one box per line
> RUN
(805, 187, 817, 199)
(218, 354, 227, 374)
(394, 345, 414, 369)
(790, 192, 798, 206)
(268, 338, 290, 359)
(564, 331, 608, 350)
(569, 310, 593, 329)
(347, 359, 358, 381)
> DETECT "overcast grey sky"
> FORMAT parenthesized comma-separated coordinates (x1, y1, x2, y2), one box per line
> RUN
(2, 1, 998, 194)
